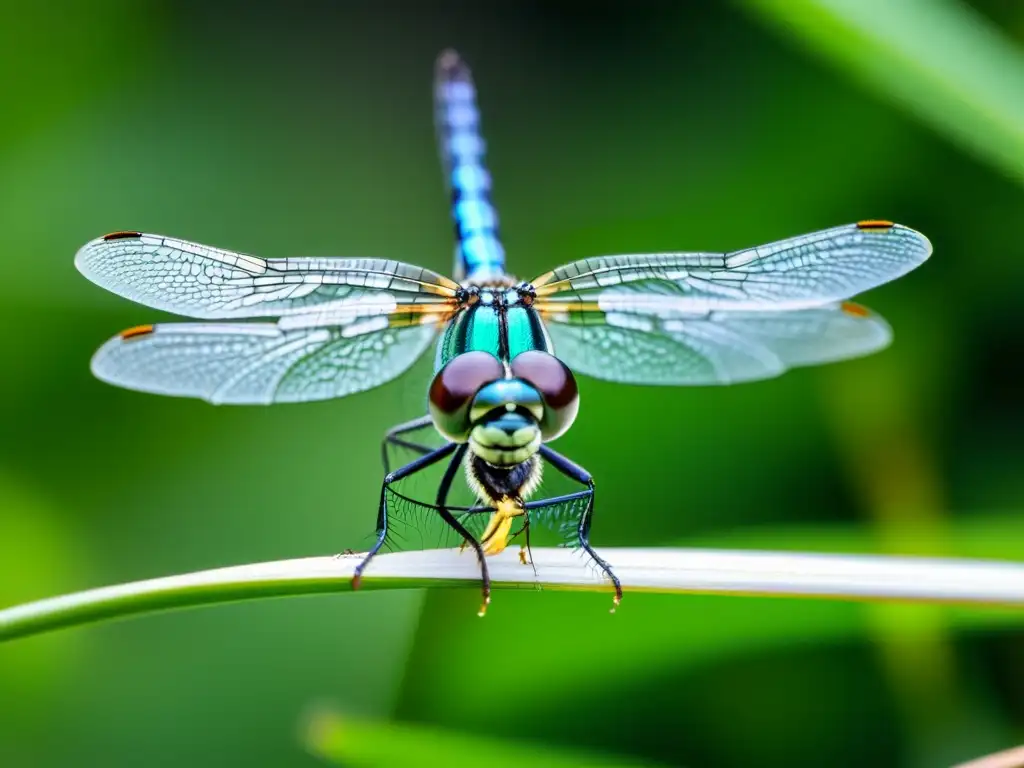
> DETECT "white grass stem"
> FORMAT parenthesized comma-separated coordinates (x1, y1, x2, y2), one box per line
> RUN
(2, 546, 1024, 642)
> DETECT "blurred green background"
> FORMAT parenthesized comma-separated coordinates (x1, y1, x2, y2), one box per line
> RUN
(2, 1, 1023, 766)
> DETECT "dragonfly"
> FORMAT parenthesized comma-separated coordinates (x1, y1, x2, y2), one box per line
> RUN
(75, 49, 931, 615)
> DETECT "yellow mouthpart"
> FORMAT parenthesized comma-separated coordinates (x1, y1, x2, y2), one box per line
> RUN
(479, 496, 523, 556)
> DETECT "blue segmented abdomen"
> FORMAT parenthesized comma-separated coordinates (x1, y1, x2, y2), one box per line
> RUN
(434, 50, 505, 283)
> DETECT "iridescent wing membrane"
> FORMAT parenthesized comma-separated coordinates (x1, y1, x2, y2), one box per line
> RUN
(75, 232, 461, 403)
(531, 222, 932, 385)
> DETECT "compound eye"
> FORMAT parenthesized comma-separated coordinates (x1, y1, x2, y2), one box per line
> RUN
(428, 351, 504, 442)
(509, 350, 579, 441)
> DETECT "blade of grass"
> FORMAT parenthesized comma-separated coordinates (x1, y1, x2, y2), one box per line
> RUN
(739, 0, 1024, 185)
(3, 546, 1024, 643)
(953, 745, 1024, 768)
(397, 512, 1024, 724)
(301, 704, 665, 768)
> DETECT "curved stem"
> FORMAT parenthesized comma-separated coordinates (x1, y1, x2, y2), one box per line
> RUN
(3, 547, 1024, 643)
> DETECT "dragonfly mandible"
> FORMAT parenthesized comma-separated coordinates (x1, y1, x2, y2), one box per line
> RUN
(75, 50, 932, 614)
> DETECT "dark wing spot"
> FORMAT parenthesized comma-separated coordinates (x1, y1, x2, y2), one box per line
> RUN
(120, 324, 155, 340)
(102, 231, 143, 241)
(855, 220, 894, 231)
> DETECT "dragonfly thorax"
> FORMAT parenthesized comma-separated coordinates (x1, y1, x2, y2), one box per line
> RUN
(435, 283, 546, 371)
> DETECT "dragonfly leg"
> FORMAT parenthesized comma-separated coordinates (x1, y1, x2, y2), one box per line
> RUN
(577, 488, 622, 611)
(381, 415, 437, 474)
(353, 441, 457, 590)
(538, 445, 623, 610)
(433, 444, 493, 614)
(434, 443, 468, 508)
(509, 513, 537, 574)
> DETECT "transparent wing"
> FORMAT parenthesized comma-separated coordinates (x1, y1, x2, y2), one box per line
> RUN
(532, 222, 931, 312)
(90, 315, 441, 404)
(541, 302, 891, 386)
(75, 232, 460, 320)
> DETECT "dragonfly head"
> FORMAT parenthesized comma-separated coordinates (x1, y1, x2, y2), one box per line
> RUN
(428, 350, 579, 466)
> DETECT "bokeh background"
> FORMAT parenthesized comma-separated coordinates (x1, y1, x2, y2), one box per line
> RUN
(2, 1, 1024, 766)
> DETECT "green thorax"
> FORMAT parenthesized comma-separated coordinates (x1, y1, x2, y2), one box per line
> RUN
(435, 287, 552, 371)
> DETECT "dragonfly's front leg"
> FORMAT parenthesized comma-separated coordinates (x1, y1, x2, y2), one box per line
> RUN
(355, 441, 494, 615)
(538, 444, 623, 610)
(433, 444, 494, 615)
(353, 441, 458, 589)
(380, 415, 437, 474)
(508, 512, 536, 572)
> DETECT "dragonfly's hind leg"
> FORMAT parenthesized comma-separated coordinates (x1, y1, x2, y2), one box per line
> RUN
(381, 415, 437, 473)
(538, 445, 623, 611)
(353, 441, 457, 589)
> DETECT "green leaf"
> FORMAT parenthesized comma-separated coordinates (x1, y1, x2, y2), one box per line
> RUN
(739, 0, 1024, 185)
(301, 705, 667, 768)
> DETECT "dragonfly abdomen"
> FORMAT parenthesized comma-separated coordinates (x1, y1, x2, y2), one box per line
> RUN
(434, 50, 505, 283)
